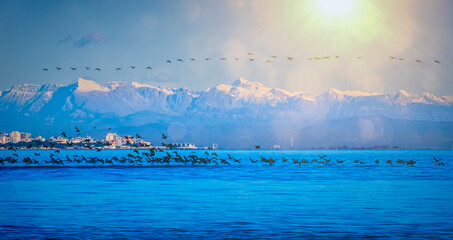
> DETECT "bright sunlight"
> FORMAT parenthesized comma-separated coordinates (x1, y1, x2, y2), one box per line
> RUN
(317, 0, 357, 16)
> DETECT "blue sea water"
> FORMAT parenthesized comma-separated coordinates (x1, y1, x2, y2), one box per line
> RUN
(1, 150, 452, 239)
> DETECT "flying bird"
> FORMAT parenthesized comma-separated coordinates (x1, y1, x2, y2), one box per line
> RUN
(287, 57, 294, 60)
(75, 126, 81, 133)
(130, 66, 135, 69)
(146, 66, 152, 69)
(85, 67, 90, 70)
(95, 68, 101, 71)
(115, 68, 122, 70)
(176, 59, 183, 62)
(220, 58, 227, 60)
(434, 60, 440, 64)
(205, 58, 211, 60)
(249, 58, 255, 61)
(190, 58, 196, 61)
(248, 52, 254, 55)
(162, 134, 168, 139)
(70, 67, 77, 70)
(265, 60, 271, 63)
(271, 56, 278, 58)
(334, 55, 340, 58)
(166, 60, 171, 63)
(416, 60, 422, 63)
(42, 68, 48, 71)
(56, 67, 62, 70)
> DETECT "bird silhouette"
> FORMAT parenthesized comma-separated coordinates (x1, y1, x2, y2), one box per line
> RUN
(146, 66, 152, 69)
(85, 67, 90, 70)
(334, 55, 340, 58)
(248, 52, 254, 55)
(254, 145, 260, 149)
(220, 58, 227, 61)
(271, 56, 278, 58)
(43, 68, 48, 71)
(287, 57, 294, 60)
(434, 60, 440, 64)
(398, 58, 404, 61)
(416, 60, 422, 63)
(190, 58, 196, 61)
(176, 59, 183, 62)
(249, 58, 255, 61)
(95, 68, 101, 71)
(205, 58, 211, 60)
(75, 126, 81, 133)
(115, 68, 122, 70)
(265, 60, 271, 63)
(56, 67, 62, 70)
(130, 66, 135, 69)
(162, 134, 168, 139)
(70, 67, 76, 70)
(166, 60, 171, 63)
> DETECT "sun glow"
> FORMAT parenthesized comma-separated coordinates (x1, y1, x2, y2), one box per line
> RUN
(317, 0, 357, 16)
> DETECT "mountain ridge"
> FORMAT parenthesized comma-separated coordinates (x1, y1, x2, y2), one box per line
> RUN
(1, 77, 452, 148)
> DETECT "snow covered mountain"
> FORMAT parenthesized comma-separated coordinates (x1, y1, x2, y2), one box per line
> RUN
(1, 77, 452, 148)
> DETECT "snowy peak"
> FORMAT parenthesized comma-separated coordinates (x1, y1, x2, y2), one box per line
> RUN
(75, 78, 109, 92)
(231, 77, 264, 89)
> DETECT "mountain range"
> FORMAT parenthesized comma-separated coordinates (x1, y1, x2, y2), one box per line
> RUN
(1, 77, 452, 149)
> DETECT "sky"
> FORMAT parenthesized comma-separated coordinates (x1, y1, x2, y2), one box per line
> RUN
(0, 0, 452, 95)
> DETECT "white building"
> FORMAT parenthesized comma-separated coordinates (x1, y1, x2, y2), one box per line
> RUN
(32, 136, 45, 142)
(10, 131, 21, 143)
(20, 133, 31, 142)
(114, 135, 122, 147)
(106, 133, 118, 142)
(0, 133, 10, 144)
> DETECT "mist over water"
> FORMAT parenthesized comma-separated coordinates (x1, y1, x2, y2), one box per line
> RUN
(1, 150, 452, 239)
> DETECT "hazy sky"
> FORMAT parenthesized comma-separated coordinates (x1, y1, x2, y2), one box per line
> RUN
(0, 0, 452, 95)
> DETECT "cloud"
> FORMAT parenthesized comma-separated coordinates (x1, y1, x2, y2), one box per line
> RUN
(57, 32, 107, 48)
(74, 32, 107, 48)
(57, 35, 73, 44)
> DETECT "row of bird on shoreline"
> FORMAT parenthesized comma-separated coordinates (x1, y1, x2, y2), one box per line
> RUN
(41, 53, 451, 71)
(0, 127, 447, 167)
(0, 150, 447, 167)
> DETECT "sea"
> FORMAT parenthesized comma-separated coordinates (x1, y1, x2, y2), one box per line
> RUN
(0, 149, 452, 239)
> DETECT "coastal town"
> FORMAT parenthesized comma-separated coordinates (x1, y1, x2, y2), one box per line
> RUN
(0, 131, 199, 150)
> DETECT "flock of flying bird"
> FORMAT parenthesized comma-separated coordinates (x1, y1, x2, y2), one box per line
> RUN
(41, 53, 451, 71)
